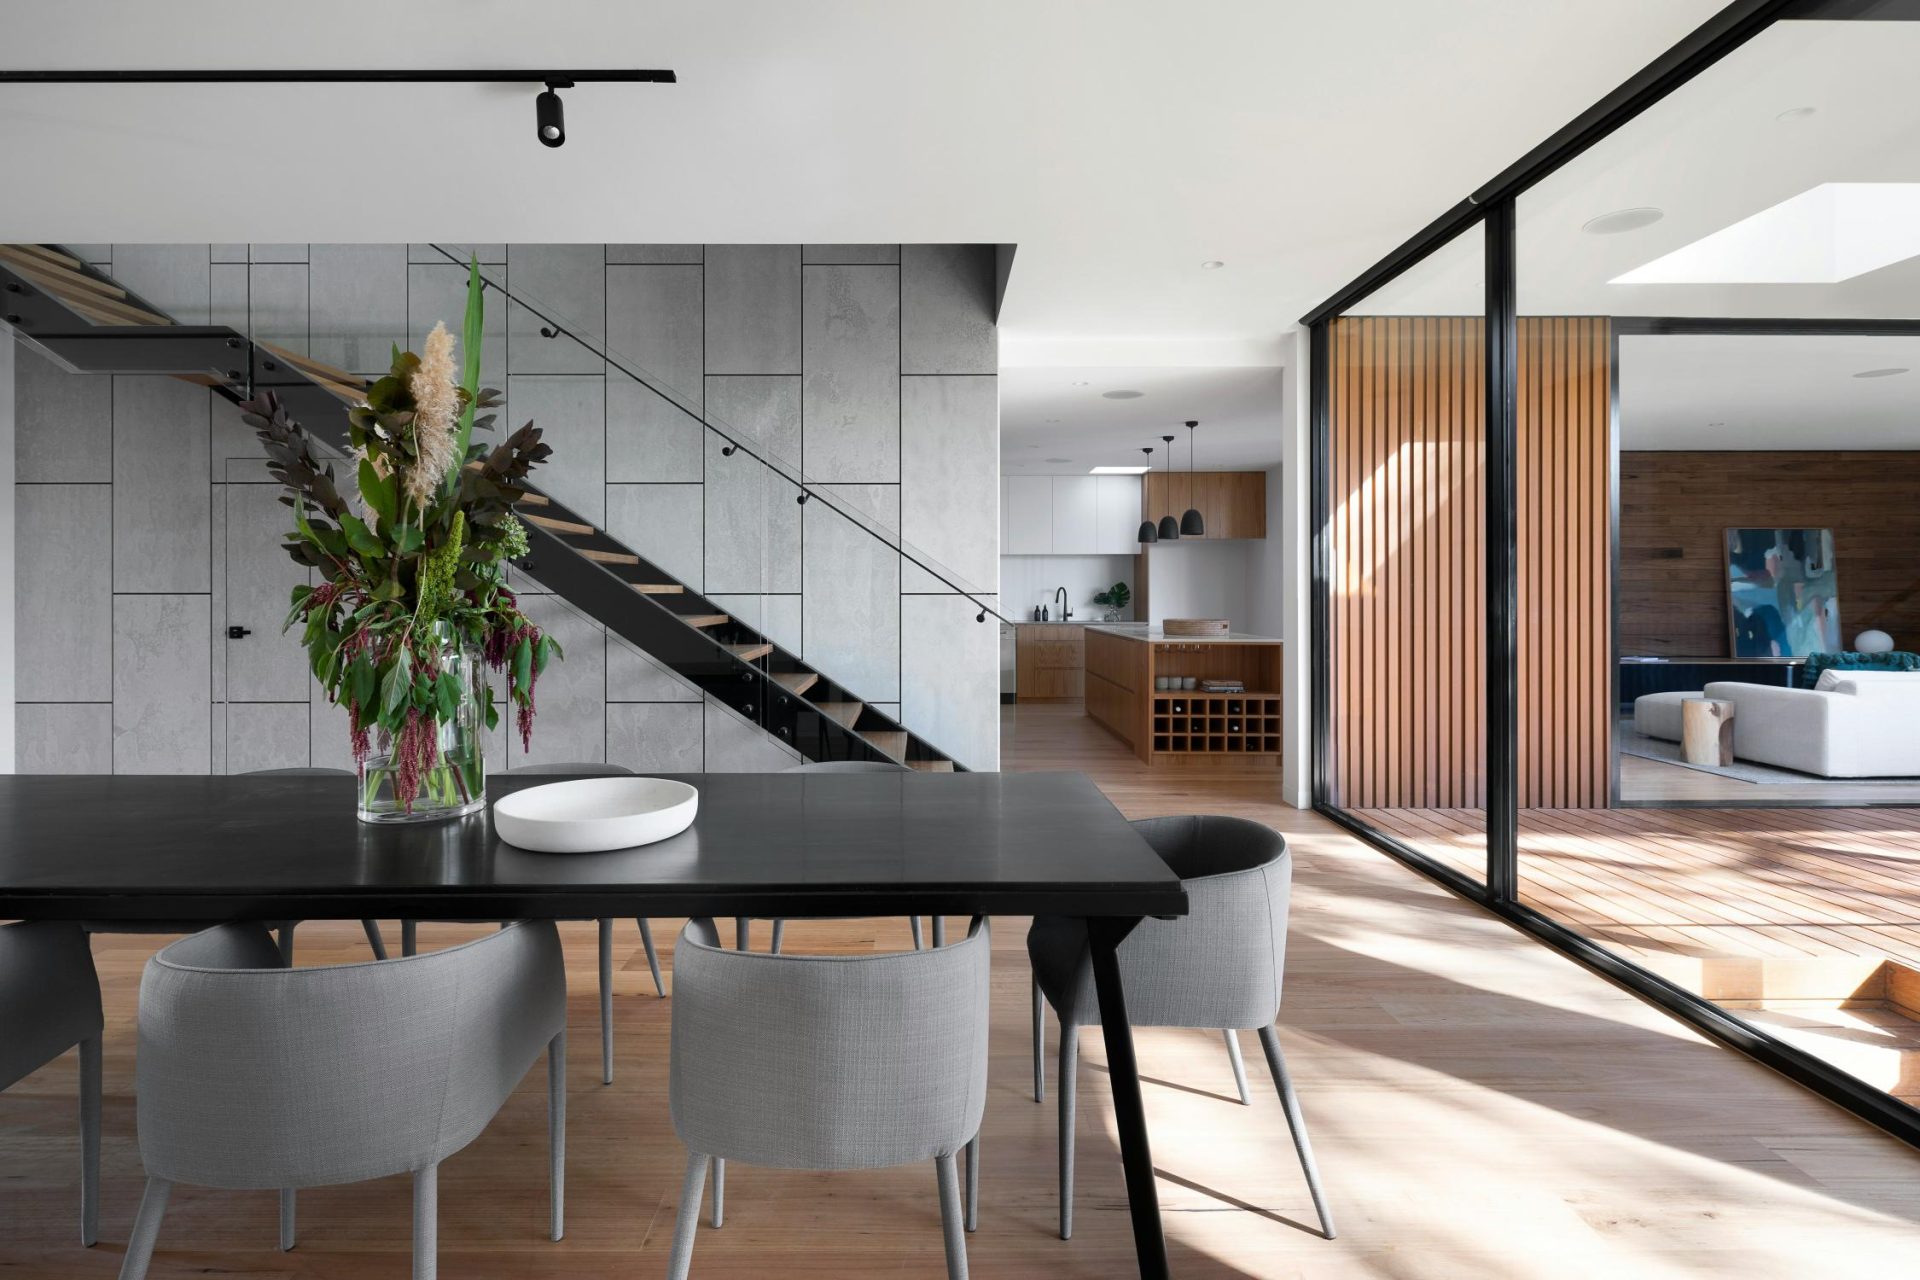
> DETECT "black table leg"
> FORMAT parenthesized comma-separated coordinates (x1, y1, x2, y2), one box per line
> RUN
(1088, 916, 1170, 1279)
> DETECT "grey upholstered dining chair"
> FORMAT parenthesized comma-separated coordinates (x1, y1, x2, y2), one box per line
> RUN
(501, 763, 666, 1086)
(666, 915, 991, 1280)
(1027, 814, 1335, 1241)
(117, 920, 567, 1280)
(0, 921, 103, 1247)
(762, 761, 930, 955)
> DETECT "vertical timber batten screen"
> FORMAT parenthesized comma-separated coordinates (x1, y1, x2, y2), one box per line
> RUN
(1329, 315, 1608, 810)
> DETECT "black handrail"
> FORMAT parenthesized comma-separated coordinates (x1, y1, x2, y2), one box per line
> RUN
(424, 243, 1009, 626)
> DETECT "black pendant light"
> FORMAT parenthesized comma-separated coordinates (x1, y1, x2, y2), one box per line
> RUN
(1135, 447, 1159, 544)
(1180, 419, 1206, 536)
(1156, 435, 1182, 541)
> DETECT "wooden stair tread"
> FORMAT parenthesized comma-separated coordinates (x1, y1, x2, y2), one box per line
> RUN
(908, 759, 956, 772)
(863, 731, 909, 757)
(523, 512, 595, 536)
(773, 671, 820, 695)
(815, 701, 863, 728)
(631, 583, 685, 595)
(0, 246, 124, 299)
(36, 279, 170, 327)
(726, 643, 773, 662)
(577, 548, 640, 565)
(5, 243, 83, 270)
(681, 614, 728, 628)
(259, 341, 367, 391)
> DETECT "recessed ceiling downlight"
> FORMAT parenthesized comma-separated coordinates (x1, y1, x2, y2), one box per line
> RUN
(1582, 207, 1664, 235)
(1776, 106, 1817, 123)
(1102, 389, 1145, 400)
(1044, 457, 1072, 464)
(1201, 260, 1225, 270)
(1854, 367, 1909, 378)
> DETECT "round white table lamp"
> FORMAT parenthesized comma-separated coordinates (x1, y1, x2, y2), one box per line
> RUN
(1854, 629, 1895, 654)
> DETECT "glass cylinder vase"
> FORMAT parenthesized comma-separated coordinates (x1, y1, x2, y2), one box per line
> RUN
(357, 623, 488, 824)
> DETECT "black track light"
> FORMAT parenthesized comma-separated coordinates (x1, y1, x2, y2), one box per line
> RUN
(536, 80, 570, 147)
(1136, 447, 1159, 543)
(1180, 420, 1206, 537)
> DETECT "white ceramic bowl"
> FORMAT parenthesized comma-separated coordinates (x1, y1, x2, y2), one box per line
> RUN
(493, 777, 699, 853)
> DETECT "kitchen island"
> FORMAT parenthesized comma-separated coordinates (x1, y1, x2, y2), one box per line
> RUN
(1084, 625, 1283, 765)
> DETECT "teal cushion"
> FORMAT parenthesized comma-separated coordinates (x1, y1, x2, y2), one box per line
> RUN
(1800, 650, 1920, 689)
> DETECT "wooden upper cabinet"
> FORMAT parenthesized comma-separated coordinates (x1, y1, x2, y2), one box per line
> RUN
(1139, 471, 1266, 539)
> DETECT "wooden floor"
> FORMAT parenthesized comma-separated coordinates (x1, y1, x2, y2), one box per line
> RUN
(5, 703, 1920, 1276)
(1620, 751, 1920, 805)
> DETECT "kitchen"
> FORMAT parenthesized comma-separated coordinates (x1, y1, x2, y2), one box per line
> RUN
(998, 368, 1287, 767)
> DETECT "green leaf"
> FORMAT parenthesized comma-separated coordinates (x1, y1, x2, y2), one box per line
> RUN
(349, 655, 376, 710)
(338, 512, 385, 558)
(512, 636, 532, 693)
(535, 633, 559, 675)
(393, 524, 426, 555)
(358, 456, 398, 528)
(380, 648, 415, 717)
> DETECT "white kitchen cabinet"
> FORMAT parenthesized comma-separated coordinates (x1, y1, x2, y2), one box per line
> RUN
(1005, 474, 1054, 555)
(1049, 476, 1099, 555)
(1095, 475, 1143, 554)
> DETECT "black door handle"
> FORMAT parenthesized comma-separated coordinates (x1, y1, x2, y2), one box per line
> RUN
(228, 625, 252, 639)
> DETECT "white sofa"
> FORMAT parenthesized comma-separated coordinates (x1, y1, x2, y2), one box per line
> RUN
(1703, 671, 1920, 778)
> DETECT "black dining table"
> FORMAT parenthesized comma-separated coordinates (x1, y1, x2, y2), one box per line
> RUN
(0, 768, 1187, 1278)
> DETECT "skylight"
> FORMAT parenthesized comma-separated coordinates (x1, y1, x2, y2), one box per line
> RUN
(1612, 183, 1920, 285)
(1090, 465, 1152, 474)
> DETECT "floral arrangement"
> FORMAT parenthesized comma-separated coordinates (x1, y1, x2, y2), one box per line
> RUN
(243, 260, 559, 812)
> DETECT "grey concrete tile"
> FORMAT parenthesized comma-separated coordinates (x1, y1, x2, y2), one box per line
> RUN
(606, 263, 705, 481)
(112, 594, 211, 774)
(608, 634, 701, 702)
(703, 698, 800, 772)
(507, 245, 605, 375)
(410, 243, 508, 265)
(14, 485, 112, 701)
(702, 377, 802, 596)
(902, 593, 1000, 770)
(803, 265, 899, 483)
(113, 376, 210, 592)
(14, 345, 111, 482)
(223, 702, 311, 773)
(247, 263, 310, 355)
(607, 702, 705, 772)
(250, 245, 309, 263)
(606, 483, 704, 590)
(15, 703, 114, 774)
(901, 244, 997, 375)
(607, 244, 703, 263)
(900, 374, 999, 593)
(108, 245, 211, 323)
(309, 244, 408, 376)
(804, 245, 899, 264)
(506, 375, 605, 526)
(220, 482, 312, 702)
(803, 490, 900, 701)
(705, 245, 801, 374)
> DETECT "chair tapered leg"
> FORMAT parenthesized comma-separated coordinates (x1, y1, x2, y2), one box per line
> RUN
(666, 1152, 709, 1280)
(277, 924, 296, 967)
(598, 919, 615, 1084)
(117, 1177, 170, 1280)
(911, 916, 924, 949)
(964, 1133, 980, 1232)
(1031, 976, 1045, 1102)
(933, 916, 947, 947)
(402, 920, 418, 957)
(413, 1163, 439, 1280)
(711, 1157, 725, 1228)
(280, 1189, 296, 1251)
(637, 918, 665, 997)
(79, 1035, 100, 1247)
(770, 919, 786, 954)
(363, 919, 389, 960)
(1057, 1017, 1078, 1240)
(935, 1152, 969, 1280)
(734, 918, 749, 951)
(1260, 1026, 1335, 1239)
(549, 1029, 567, 1241)
(1224, 1029, 1251, 1105)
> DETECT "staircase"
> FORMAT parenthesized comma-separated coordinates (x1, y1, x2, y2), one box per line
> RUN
(2, 243, 973, 772)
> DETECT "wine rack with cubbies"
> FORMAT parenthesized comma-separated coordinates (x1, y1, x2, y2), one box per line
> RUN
(1151, 692, 1283, 756)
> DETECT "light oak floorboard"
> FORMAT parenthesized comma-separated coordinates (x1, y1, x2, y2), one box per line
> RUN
(4, 701, 1919, 1276)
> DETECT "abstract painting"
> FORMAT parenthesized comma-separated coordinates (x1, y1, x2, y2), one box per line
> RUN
(1726, 527, 1840, 657)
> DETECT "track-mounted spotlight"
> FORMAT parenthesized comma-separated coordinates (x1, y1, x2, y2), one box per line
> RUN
(536, 80, 569, 147)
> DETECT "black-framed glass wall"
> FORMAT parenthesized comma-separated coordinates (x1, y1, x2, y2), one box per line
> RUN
(1310, 0, 1920, 1146)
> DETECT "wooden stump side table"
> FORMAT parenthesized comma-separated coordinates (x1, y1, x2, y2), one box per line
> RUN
(1682, 697, 1735, 767)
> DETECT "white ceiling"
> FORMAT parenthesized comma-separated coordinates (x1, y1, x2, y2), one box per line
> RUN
(1620, 333, 1920, 451)
(1359, 20, 1920, 320)
(0, 0, 1724, 365)
(1000, 366, 1285, 474)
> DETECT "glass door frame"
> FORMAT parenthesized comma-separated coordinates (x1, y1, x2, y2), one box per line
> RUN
(1303, 0, 1920, 1148)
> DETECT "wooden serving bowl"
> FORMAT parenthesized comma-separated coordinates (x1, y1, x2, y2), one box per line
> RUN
(1163, 618, 1229, 637)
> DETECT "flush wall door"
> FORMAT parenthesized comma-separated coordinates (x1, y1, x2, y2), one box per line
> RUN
(220, 467, 315, 772)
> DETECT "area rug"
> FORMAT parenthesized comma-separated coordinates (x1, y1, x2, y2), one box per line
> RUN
(1615, 718, 1920, 786)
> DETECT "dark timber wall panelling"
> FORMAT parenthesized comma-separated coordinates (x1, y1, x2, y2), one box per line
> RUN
(1619, 451, 1920, 658)
(1329, 316, 1609, 811)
